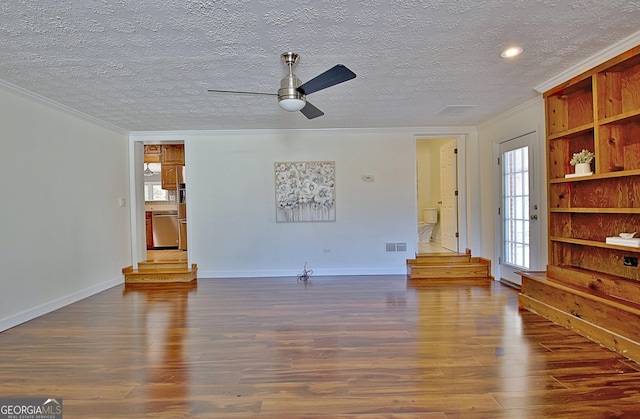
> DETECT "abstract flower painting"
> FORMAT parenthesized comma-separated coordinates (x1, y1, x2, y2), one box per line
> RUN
(275, 161, 336, 222)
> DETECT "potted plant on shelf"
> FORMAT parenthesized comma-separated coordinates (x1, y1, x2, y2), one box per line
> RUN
(570, 149, 595, 175)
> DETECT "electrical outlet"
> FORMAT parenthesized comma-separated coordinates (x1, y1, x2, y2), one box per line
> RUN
(624, 256, 638, 267)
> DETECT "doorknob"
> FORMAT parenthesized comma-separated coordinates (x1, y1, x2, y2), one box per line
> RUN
(437, 201, 442, 204)
(530, 214, 538, 220)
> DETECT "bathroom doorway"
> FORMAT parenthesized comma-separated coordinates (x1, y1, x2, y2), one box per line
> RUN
(416, 137, 458, 254)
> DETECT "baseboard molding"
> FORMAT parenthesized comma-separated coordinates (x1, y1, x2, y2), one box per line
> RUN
(197, 267, 408, 278)
(499, 277, 522, 290)
(0, 276, 123, 332)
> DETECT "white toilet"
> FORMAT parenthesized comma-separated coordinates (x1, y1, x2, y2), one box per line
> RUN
(418, 208, 438, 242)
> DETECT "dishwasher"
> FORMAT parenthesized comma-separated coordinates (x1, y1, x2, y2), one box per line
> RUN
(152, 212, 179, 248)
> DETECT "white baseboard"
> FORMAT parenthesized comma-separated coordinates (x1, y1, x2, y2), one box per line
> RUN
(196, 267, 407, 278)
(0, 276, 123, 332)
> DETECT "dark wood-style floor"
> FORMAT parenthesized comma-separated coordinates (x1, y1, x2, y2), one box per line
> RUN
(2, 276, 640, 418)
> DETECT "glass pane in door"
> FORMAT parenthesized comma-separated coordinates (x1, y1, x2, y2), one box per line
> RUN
(502, 146, 530, 269)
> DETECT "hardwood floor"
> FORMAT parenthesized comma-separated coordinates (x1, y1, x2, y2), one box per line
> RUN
(1, 276, 640, 417)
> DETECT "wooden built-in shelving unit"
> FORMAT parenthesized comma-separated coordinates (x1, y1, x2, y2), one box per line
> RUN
(519, 46, 640, 362)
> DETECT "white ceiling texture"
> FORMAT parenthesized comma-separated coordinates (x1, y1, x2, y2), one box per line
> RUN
(2, 0, 640, 131)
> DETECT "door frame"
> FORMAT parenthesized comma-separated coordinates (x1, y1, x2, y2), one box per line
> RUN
(414, 133, 468, 254)
(128, 133, 188, 269)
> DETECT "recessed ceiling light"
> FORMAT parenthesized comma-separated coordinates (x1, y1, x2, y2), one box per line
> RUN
(500, 46, 523, 58)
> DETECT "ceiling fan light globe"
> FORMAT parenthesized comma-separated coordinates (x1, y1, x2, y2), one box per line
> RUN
(279, 98, 306, 112)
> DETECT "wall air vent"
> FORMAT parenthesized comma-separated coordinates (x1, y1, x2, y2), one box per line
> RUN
(386, 242, 407, 252)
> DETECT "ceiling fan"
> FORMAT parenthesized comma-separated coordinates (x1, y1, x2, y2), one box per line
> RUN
(207, 52, 356, 119)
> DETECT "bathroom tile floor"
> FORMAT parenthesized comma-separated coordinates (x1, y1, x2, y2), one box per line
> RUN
(418, 241, 453, 253)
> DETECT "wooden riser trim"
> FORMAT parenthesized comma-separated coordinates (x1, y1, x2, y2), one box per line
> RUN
(408, 277, 493, 285)
(408, 264, 490, 279)
(411, 255, 471, 264)
(137, 261, 188, 271)
(122, 264, 197, 284)
(519, 294, 640, 363)
(520, 275, 640, 342)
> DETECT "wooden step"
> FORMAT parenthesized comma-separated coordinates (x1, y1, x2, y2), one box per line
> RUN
(408, 261, 490, 279)
(519, 270, 640, 363)
(122, 263, 197, 283)
(409, 253, 472, 264)
(406, 251, 492, 281)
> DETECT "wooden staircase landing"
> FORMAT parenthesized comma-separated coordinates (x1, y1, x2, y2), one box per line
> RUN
(406, 249, 493, 282)
(123, 260, 197, 284)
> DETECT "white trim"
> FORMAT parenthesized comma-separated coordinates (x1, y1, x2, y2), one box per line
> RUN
(0, 78, 127, 134)
(0, 276, 123, 332)
(414, 133, 469, 254)
(196, 268, 408, 278)
(534, 29, 640, 93)
(477, 97, 543, 130)
(130, 126, 478, 139)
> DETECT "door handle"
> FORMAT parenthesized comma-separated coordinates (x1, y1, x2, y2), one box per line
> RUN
(530, 214, 538, 220)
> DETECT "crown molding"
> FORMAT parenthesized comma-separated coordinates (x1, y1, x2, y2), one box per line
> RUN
(534, 29, 640, 94)
(0, 78, 127, 134)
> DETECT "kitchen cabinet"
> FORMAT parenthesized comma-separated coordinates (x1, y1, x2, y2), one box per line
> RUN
(161, 165, 179, 190)
(161, 144, 185, 165)
(144, 145, 162, 163)
(145, 212, 154, 249)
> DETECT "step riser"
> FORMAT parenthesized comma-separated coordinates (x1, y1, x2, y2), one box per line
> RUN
(406, 253, 491, 280)
(409, 268, 489, 278)
(123, 264, 197, 284)
(138, 262, 188, 271)
(125, 273, 196, 283)
(412, 256, 471, 264)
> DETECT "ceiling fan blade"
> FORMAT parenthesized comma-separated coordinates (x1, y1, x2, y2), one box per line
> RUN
(207, 89, 276, 96)
(300, 101, 324, 119)
(298, 64, 356, 95)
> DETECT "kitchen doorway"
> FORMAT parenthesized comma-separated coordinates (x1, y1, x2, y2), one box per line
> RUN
(142, 142, 188, 263)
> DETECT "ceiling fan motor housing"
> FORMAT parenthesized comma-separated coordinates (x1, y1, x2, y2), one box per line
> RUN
(278, 52, 306, 111)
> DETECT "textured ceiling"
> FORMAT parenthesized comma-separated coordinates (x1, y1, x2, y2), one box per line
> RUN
(2, 0, 640, 131)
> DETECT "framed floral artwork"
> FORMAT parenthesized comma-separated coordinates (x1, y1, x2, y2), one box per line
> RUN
(275, 161, 336, 222)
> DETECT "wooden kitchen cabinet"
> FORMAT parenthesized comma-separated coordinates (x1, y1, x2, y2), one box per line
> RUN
(145, 212, 154, 249)
(144, 144, 162, 163)
(161, 144, 185, 165)
(161, 165, 178, 190)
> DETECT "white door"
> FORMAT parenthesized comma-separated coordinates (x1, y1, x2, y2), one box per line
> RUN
(498, 132, 538, 285)
(440, 140, 458, 252)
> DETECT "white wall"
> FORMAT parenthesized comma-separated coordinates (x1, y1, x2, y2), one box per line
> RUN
(180, 129, 419, 277)
(476, 97, 547, 276)
(0, 86, 131, 330)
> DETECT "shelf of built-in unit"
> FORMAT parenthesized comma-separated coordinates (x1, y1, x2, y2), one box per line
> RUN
(547, 123, 594, 141)
(598, 108, 640, 126)
(550, 207, 640, 214)
(549, 168, 640, 183)
(550, 236, 640, 253)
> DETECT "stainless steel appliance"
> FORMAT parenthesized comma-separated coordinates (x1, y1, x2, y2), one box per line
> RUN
(152, 212, 179, 248)
(177, 167, 187, 250)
